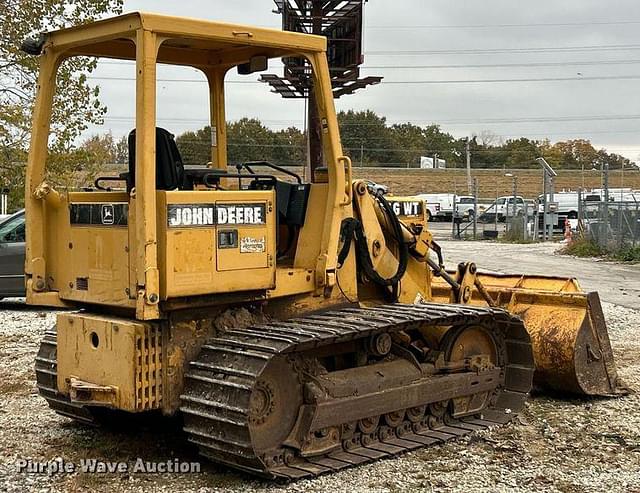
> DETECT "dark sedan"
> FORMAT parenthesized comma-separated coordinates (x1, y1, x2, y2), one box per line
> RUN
(0, 210, 25, 298)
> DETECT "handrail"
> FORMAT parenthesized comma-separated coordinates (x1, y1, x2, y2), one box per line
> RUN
(240, 161, 303, 184)
(338, 156, 353, 206)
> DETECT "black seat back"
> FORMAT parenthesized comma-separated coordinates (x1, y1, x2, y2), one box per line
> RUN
(276, 182, 311, 227)
(126, 128, 185, 192)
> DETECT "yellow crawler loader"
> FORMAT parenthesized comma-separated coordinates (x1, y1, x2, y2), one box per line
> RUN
(23, 13, 624, 479)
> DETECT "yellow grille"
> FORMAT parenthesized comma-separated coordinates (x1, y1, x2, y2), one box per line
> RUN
(135, 325, 162, 410)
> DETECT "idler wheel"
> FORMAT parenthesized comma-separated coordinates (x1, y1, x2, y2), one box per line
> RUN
(248, 357, 302, 453)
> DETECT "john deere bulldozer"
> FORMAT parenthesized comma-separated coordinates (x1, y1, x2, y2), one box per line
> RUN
(24, 13, 624, 479)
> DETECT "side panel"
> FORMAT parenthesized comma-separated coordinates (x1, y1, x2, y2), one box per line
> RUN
(56, 312, 162, 412)
(157, 190, 276, 299)
(57, 193, 132, 307)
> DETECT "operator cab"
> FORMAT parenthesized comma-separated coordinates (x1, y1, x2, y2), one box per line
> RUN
(24, 12, 345, 317)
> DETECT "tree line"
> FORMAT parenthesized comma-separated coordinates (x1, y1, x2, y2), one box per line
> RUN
(173, 110, 632, 171)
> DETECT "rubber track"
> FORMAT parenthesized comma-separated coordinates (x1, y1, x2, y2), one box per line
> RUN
(180, 302, 534, 479)
(35, 328, 97, 426)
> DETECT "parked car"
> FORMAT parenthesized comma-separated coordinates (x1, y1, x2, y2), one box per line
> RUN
(0, 209, 26, 298)
(367, 181, 389, 196)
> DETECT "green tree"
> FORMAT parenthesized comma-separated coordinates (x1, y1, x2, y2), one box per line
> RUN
(338, 110, 399, 166)
(502, 138, 541, 168)
(80, 131, 116, 166)
(114, 135, 128, 165)
(389, 123, 426, 167)
(272, 126, 305, 165)
(227, 118, 275, 164)
(422, 124, 458, 167)
(0, 0, 123, 208)
(598, 149, 631, 170)
(542, 139, 598, 170)
(176, 126, 211, 165)
(464, 137, 500, 169)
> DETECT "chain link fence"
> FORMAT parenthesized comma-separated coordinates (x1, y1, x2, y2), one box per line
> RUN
(580, 199, 640, 249)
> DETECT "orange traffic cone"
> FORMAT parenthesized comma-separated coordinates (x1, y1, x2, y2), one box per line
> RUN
(564, 218, 573, 243)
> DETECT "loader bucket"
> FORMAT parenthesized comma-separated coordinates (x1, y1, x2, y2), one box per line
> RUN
(431, 273, 627, 396)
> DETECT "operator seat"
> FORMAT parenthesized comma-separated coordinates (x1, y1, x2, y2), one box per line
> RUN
(123, 127, 185, 192)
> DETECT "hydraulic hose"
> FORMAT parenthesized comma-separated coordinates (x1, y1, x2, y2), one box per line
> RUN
(338, 189, 410, 292)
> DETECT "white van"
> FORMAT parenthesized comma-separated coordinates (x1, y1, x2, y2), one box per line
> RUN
(538, 192, 581, 218)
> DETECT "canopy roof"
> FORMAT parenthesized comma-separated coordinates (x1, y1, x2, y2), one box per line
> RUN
(43, 11, 326, 67)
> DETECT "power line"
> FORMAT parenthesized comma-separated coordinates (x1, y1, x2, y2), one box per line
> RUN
(379, 75, 640, 84)
(88, 74, 640, 85)
(99, 114, 640, 125)
(172, 139, 639, 155)
(89, 76, 248, 84)
(94, 59, 640, 70)
(366, 20, 640, 30)
(360, 59, 640, 70)
(366, 44, 640, 56)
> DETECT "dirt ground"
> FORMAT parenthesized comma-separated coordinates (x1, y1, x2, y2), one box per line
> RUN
(1, 241, 639, 492)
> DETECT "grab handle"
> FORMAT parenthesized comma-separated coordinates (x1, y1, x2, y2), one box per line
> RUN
(338, 156, 352, 206)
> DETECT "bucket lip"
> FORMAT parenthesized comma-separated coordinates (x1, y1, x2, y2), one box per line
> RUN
(572, 292, 629, 397)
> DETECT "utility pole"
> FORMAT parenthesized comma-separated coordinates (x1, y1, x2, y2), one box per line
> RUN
(536, 157, 557, 241)
(466, 137, 472, 194)
(548, 173, 555, 240)
(542, 172, 548, 241)
(473, 177, 478, 240)
(513, 175, 518, 236)
(603, 161, 610, 247)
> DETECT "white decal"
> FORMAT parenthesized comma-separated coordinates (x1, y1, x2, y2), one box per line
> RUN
(414, 292, 427, 305)
(390, 201, 421, 216)
(216, 207, 227, 225)
(169, 206, 215, 227)
(101, 204, 114, 225)
(168, 204, 266, 227)
(216, 205, 265, 225)
(240, 236, 265, 253)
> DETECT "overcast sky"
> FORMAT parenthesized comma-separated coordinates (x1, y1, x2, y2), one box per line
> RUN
(86, 0, 640, 163)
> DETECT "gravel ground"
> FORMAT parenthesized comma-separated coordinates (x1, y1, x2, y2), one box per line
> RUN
(0, 299, 639, 493)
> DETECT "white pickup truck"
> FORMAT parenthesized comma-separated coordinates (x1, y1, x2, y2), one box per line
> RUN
(411, 194, 479, 222)
(479, 196, 526, 222)
(455, 196, 477, 221)
(410, 194, 441, 221)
